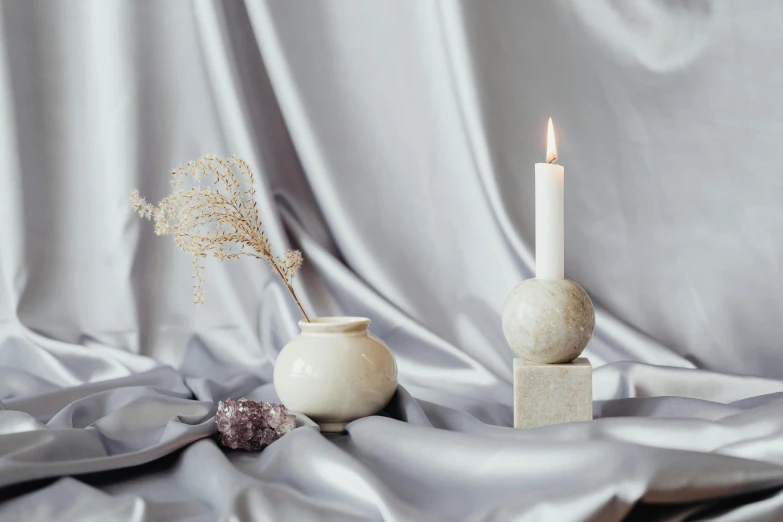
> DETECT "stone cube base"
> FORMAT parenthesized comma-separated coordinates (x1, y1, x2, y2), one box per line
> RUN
(513, 357, 592, 429)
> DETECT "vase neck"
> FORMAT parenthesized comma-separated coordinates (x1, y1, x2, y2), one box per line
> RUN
(299, 317, 370, 336)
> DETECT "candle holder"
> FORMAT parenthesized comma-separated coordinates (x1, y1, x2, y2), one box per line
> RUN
(502, 278, 595, 429)
(502, 278, 594, 363)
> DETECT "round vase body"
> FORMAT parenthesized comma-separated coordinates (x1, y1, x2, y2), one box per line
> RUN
(502, 278, 595, 364)
(273, 317, 398, 433)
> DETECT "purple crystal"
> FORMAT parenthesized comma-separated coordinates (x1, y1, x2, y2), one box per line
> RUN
(215, 398, 296, 451)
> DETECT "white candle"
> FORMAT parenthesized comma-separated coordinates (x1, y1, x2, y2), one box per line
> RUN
(535, 118, 564, 280)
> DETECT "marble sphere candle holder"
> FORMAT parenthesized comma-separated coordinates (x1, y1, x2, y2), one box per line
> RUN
(502, 278, 595, 364)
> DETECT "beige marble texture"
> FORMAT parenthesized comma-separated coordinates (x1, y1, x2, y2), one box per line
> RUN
(502, 278, 595, 364)
(513, 357, 592, 429)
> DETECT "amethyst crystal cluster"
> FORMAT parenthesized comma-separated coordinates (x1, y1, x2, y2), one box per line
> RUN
(215, 398, 296, 450)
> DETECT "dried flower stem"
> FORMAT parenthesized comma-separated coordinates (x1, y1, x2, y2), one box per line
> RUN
(269, 260, 309, 322)
(130, 155, 310, 321)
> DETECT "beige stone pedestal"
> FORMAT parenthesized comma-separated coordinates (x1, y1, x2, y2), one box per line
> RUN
(513, 358, 592, 429)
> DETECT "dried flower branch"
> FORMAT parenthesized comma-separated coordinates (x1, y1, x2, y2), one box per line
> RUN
(130, 155, 310, 321)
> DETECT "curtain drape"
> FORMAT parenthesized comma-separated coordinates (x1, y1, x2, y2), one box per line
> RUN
(1, 1, 783, 520)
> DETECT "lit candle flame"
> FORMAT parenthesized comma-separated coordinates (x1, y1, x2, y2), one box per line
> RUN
(546, 117, 557, 164)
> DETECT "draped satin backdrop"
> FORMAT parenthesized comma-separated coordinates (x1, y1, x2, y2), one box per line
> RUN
(1, 1, 783, 520)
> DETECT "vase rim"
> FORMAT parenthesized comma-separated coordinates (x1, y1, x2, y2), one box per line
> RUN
(299, 316, 371, 334)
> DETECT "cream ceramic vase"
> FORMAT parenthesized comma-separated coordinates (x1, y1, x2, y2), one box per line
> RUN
(273, 317, 398, 433)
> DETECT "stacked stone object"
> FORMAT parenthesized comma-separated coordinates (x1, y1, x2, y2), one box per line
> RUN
(502, 278, 594, 364)
(216, 398, 296, 450)
(502, 278, 596, 429)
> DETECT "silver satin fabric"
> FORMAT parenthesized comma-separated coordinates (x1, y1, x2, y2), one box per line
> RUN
(1, 1, 783, 520)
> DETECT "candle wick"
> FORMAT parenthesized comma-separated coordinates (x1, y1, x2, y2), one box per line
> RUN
(548, 157, 557, 164)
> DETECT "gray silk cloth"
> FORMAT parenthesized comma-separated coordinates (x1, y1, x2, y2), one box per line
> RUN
(1, 1, 783, 520)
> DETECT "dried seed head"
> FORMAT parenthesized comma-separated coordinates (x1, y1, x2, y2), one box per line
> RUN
(129, 156, 309, 320)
